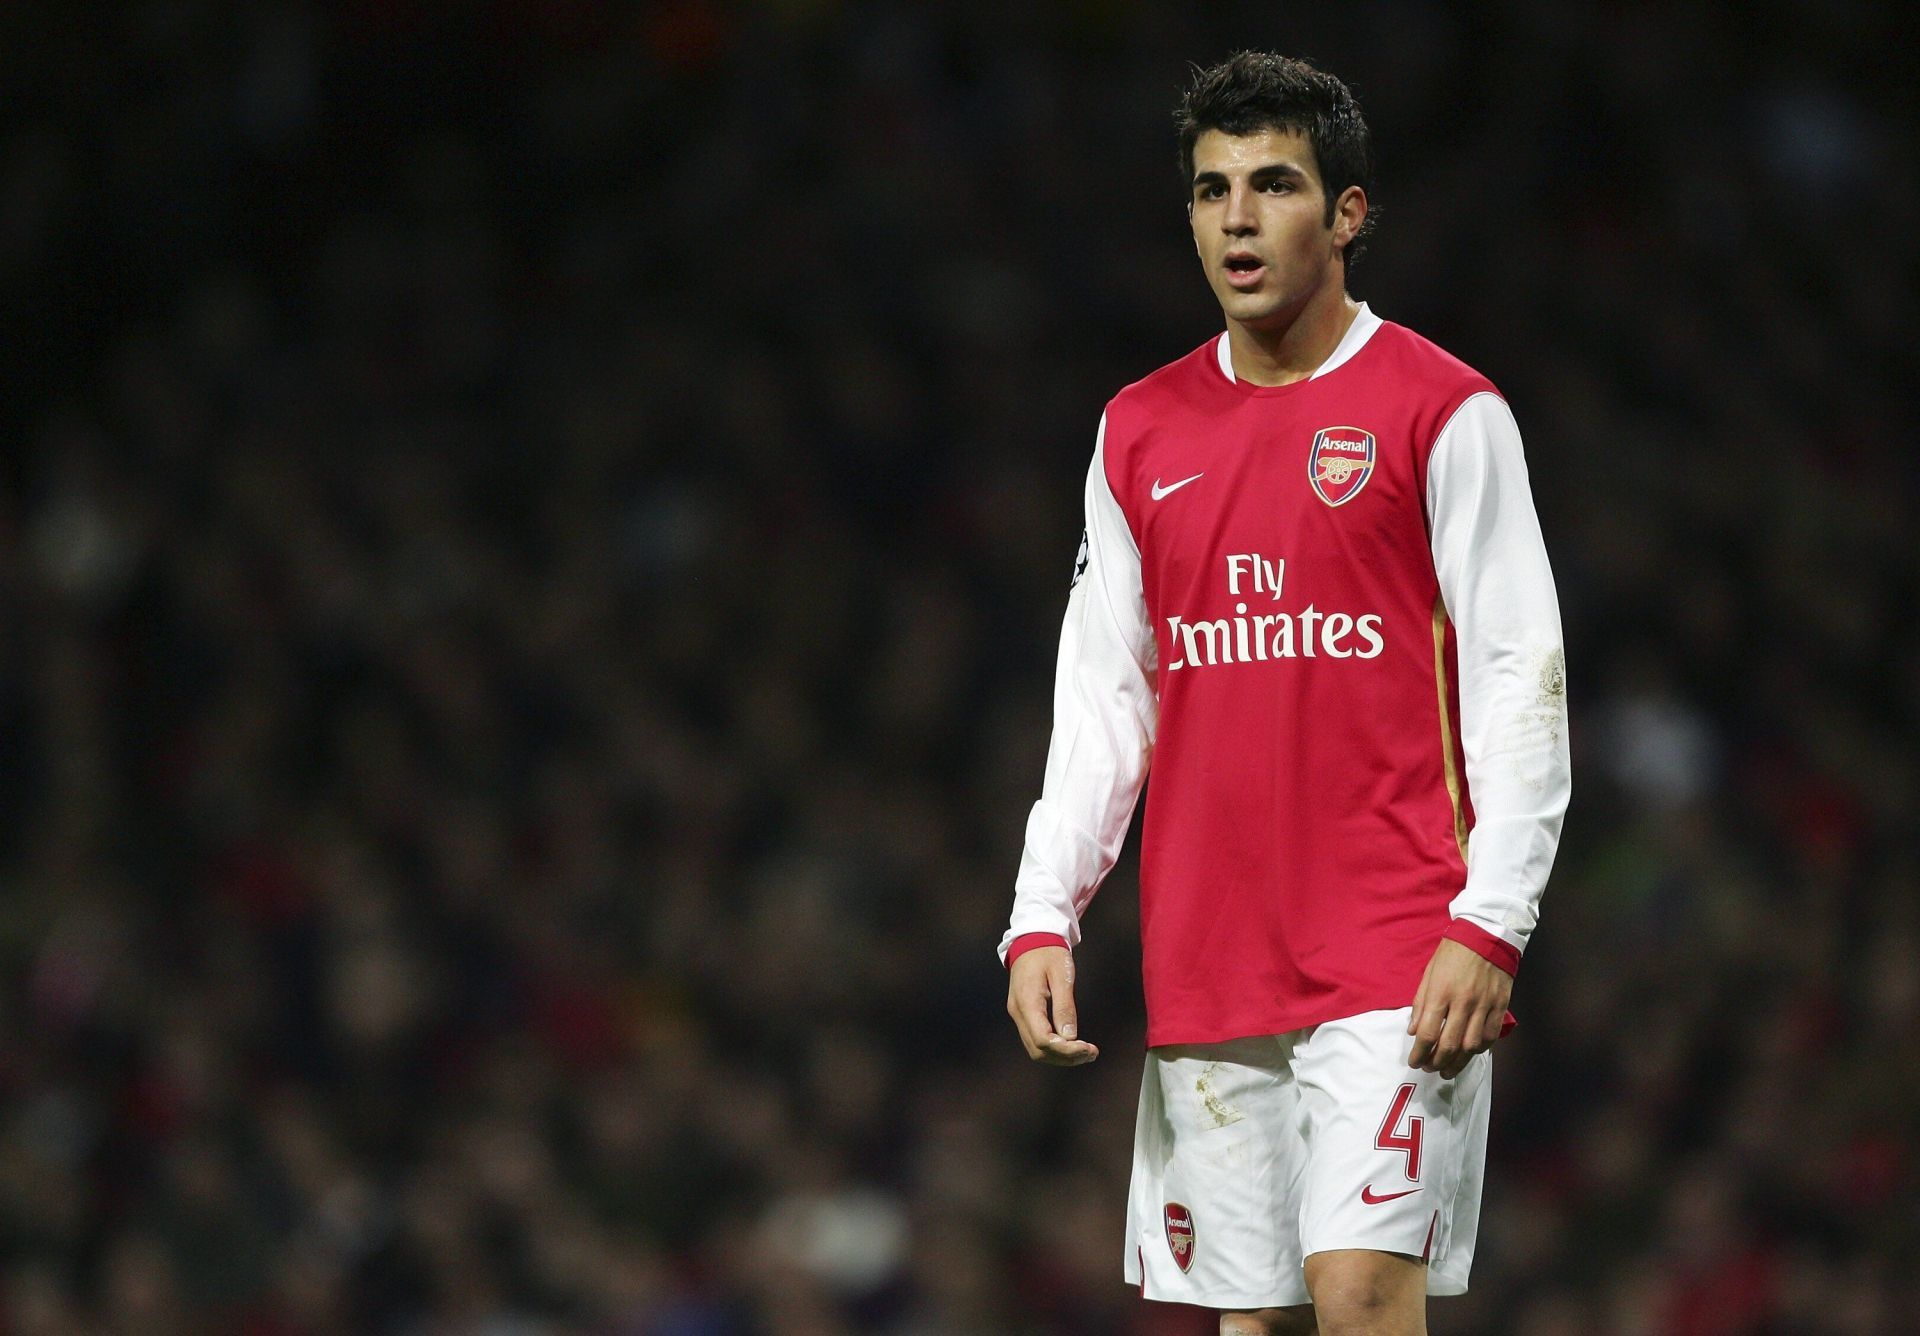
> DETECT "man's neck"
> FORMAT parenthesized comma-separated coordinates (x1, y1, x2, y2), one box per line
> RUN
(1226, 287, 1362, 387)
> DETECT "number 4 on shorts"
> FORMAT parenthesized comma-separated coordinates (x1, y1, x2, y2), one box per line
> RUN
(1374, 1082, 1424, 1181)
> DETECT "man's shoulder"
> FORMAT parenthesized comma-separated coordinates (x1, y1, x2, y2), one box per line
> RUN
(1343, 321, 1507, 469)
(1365, 318, 1501, 402)
(1112, 335, 1224, 409)
(1102, 336, 1223, 440)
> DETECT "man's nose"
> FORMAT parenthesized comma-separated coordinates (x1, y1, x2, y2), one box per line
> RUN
(1222, 182, 1257, 234)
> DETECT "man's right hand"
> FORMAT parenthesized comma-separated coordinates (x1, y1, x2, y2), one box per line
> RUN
(1007, 946, 1099, 1066)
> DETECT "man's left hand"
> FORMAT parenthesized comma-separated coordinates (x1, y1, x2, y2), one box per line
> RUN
(1407, 937, 1512, 1078)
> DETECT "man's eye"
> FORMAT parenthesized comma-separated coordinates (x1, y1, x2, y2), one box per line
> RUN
(1265, 180, 1293, 193)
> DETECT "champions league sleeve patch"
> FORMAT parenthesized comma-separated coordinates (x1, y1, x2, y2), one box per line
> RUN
(1070, 528, 1089, 588)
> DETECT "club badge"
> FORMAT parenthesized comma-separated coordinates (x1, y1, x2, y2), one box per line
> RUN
(1163, 1202, 1195, 1272)
(1308, 426, 1376, 507)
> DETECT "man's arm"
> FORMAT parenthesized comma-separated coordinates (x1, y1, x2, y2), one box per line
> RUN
(1409, 392, 1571, 1076)
(1004, 414, 1157, 1066)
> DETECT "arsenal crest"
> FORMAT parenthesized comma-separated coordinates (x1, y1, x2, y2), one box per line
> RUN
(1163, 1202, 1195, 1272)
(1308, 426, 1376, 507)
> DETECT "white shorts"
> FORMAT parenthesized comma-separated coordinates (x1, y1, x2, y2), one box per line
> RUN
(1123, 1007, 1490, 1310)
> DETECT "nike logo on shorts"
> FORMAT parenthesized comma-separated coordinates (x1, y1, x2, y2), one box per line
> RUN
(1359, 1185, 1422, 1205)
(1150, 473, 1203, 500)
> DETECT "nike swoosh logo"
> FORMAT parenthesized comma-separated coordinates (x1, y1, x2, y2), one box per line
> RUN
(1360, 1185, 1422, 1205)
(1151, 473, 1203, 501)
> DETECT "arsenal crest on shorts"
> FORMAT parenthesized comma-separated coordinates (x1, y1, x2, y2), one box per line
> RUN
(1163, 1202, 1195, 1272)
(1308, 426, 1376, 507)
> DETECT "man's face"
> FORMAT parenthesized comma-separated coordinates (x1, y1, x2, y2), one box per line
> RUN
(1188, 127, 1357, 328)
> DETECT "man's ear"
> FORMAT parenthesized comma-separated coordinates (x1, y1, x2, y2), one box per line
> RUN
(1332, 185, 1368, 253)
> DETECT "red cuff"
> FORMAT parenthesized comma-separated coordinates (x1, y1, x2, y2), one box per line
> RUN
(1006, 933, 1070, 968)
(1443, 918, 1522, 978)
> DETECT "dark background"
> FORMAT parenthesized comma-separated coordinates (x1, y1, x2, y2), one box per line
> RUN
(2, 2, 1916, 1333)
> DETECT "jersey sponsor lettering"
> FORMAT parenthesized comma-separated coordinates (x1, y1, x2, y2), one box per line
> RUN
(1163, 554, 1383, 670)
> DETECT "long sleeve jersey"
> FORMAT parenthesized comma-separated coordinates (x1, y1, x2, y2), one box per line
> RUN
(1000, 304, 1571, 1047)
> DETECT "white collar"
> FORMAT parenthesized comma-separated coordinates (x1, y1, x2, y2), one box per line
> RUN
(1215, 301, 1382, 384)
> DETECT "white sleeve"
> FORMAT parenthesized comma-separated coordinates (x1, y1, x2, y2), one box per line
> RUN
(1427, 393, 1571, 958)
(998, 414, 1158, 963)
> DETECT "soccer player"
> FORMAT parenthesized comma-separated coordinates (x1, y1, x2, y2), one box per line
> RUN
(1000, 53, 1570, 1335)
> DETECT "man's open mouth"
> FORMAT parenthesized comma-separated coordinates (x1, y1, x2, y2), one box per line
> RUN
(1223, 254, 1266, 288)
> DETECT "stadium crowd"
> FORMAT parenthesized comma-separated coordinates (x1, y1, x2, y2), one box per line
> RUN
(1, 2, 1915, 1332)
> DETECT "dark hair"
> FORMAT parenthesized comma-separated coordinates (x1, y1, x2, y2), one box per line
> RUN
(1175, 52, 1377, 268)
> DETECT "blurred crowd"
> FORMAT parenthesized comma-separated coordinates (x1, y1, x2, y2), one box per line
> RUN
(2, 2, 1916, 1333)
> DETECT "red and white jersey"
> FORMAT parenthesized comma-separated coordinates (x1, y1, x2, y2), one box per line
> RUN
(1001, 304, 1571, 1047)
